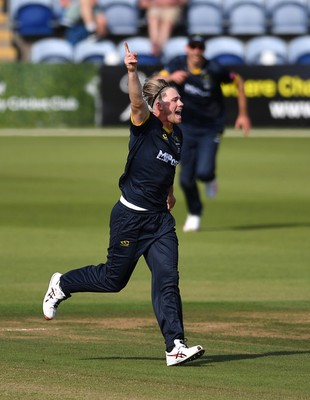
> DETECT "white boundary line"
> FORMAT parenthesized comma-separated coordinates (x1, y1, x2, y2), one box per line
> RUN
(1, 328, 60, 331)
(0, 128, 127, 137)
(0, 128, 309, 138)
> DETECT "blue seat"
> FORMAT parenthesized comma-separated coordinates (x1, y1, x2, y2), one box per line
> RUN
(245, 36, 288, 65)
(10, 0, 56, 37)
(204, 36, 245, 65)
(161, 36, 188, 64)
(73, 39, 117, 64)
(288, 36, 310, 64)
(117, 37, 161, 65)
(267, 0, 309, 35)
(98, 0, 139, 36)
(224, 0, 266, 35)
(30, 38, 74, 63)
(187, 0, 224, 35)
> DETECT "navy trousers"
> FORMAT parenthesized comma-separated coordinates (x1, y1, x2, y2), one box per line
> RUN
(60, 201, 184, 350)
(179, 124, 222, 216)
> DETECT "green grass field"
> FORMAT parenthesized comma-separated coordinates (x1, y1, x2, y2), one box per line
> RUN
(0, 128, 309, 399)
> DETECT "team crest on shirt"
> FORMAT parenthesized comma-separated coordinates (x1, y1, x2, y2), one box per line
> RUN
(120, 240, 130, 247)
(161, 130, 181, 154)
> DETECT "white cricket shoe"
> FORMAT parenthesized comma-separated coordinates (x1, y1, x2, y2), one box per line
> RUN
(183, 214, 200, 232)
(43, 272, 67, 320)
(206, 179, 218, 198)
(166, 339, 205, 366)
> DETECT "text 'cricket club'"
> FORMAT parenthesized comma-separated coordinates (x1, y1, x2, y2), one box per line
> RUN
(156, 150, 179, 167)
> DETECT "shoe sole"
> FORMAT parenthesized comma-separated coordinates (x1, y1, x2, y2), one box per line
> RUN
(168, 347, 205, 366)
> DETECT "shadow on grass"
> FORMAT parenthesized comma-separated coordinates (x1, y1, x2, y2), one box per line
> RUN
(203, 222, 310, 232)
(83, 350, 310, 366)
(194, 350, 310, 367)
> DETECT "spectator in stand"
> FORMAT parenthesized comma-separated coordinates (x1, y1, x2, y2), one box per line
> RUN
(55, 0, 108, 45)
(139, 0, 187, 57)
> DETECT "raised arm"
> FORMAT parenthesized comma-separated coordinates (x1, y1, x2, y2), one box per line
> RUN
(124, 42, 149, 125)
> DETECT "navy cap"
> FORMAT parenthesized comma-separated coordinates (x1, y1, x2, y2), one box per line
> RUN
(188, 34, 205, 46)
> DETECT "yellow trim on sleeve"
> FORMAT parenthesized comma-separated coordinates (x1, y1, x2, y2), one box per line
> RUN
(130, 111, 151, 126)
(159, 69, 170, 77)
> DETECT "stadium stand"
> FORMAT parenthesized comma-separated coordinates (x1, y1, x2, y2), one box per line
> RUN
(187, 0, 224, 35)
(161, 36, 187, 64)
(266, 0, 309, 36)
(30, 37, 74, 63)
(116, 36, 161, 65)
(5, 0, 310, 64)
(98, 0, 139, 36)
(9, 0, 57, 37)
(245, 35, 288, 65)
(224, 0, 267, 36)
(74, 38, 117, 64)
(288, 35, 310, 64)
(9, 0, 60, 61)
(204, 36, 245, 65)
(0, 0, 17, 61)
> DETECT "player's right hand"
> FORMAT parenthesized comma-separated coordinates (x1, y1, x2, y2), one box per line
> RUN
(169, 70, 189, 84)
(124, 42, 138, 72)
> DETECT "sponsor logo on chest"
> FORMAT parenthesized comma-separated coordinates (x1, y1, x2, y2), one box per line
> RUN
(156, 150, 179, 166)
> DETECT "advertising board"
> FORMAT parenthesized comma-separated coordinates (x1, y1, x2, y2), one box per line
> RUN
(100, 65, 310, 127)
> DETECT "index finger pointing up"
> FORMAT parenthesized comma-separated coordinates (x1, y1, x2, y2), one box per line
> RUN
(124, 42, 130, 54)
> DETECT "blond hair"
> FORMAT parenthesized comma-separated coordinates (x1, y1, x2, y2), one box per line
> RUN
(142, 78, 172, 108)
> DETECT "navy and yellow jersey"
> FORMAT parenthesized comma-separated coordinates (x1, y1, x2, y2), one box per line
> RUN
(162, 55, 236, 130)
(119, 113, 183, 212)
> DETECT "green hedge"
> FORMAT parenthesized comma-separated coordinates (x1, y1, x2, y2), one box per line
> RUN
(0, 64, 99, 128)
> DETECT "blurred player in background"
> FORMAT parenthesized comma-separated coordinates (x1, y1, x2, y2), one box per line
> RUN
(43, 42, 204, 367)
(157, 34, 251, 232)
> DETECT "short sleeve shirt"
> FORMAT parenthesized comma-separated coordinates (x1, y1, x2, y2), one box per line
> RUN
(119, 113, 183, 212)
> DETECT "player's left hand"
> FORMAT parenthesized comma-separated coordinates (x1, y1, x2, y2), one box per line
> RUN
(167, 193, 176, 211)
(235, 115, 251, 136)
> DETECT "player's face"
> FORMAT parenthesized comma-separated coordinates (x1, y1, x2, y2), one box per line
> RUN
(161, 87, 183, 125)
(187, 42, 205, 64)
